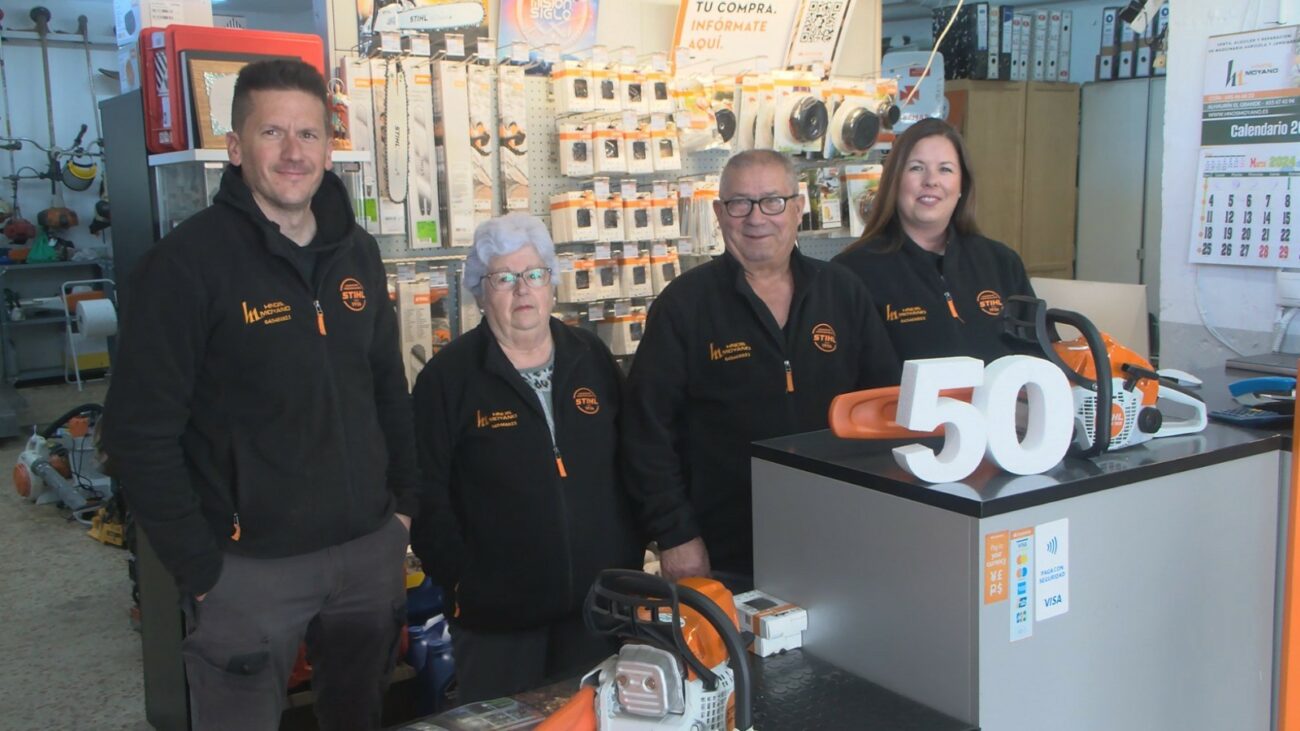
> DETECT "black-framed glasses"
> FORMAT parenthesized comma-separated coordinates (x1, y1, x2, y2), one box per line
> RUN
(720, 194, 799, 217)
(481, 267, 552, 291)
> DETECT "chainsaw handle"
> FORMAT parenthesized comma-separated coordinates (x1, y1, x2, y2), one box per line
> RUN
(1045, 307, 1112, 457)
(829, 386, 972, 440)
(1155, 384, 1209, 438)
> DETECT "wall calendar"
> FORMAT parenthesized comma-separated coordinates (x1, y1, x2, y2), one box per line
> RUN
(1188, 25, 1299, 268)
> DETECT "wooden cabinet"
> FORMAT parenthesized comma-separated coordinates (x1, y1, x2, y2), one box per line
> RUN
(945, 81, 1080, 279)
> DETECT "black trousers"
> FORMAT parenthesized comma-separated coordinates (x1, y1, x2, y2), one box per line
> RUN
(450, 613, 617, 704)
(180, 516, 409, 731)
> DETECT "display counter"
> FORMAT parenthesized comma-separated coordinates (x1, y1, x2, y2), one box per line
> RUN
(751, 416, 1289, 731)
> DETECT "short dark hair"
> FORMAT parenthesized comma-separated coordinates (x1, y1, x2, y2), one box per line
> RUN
(230, 59, 329, 134)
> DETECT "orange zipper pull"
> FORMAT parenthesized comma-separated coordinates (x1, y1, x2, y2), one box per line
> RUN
(230, 513, 241, 541)
(314, 300, 327, 335)
(784, 360, 794, 393)
(944, 291, 962, 321)
(554, 447, 568, 477)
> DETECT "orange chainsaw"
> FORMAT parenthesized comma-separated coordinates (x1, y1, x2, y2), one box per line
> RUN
(830, 297, 1206, 458)
(538, 570, 754, 731)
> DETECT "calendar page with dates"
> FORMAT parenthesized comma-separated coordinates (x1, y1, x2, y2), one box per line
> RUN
(1190, 146, 1297, 266)
(1188, 25, 1299, 269)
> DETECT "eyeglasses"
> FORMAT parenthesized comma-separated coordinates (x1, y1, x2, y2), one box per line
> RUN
(481, 267, 552, 291)
(719, 194, 800, 218)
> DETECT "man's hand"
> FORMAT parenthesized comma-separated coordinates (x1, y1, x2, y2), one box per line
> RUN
(659, 537, 711, 582)
(396, 513, 411, 531)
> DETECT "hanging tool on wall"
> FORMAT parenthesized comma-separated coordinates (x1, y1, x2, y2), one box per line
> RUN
(30, 7, 59, 163)
(3, 176, 35, 245)
(76, 15, 103, 148)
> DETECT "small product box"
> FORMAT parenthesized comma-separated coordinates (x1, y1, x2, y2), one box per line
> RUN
(733, 590, 808, 657)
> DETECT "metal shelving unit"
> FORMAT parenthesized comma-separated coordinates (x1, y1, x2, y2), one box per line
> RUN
(0, 259, 112, 384)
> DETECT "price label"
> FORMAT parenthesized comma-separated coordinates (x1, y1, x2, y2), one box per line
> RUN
(678, 240, 694, 254)
(622, 111, 637, 130)
(429, 269, 449, 288)
(595, 243, 612, 260)
(679, 181, 694, 198)
(620, 46, 637, 65)
(650, 114, 667, 131)
(613, 300, 631, 316)
(652, 243, 668, 257)
(445, 33, 465, 58)
(621, 180, 638, 198)
(591, 45, 609, 65)
(593, 178, 611, 199)
(509, 41, 529, 64)
(558, 257, 575, 273)
(542, 45, 561, 64)
(588, 303, 605, 321)
(651, 53, 668, 72)
(623, 243, 639, 258)
(653, 182, 668, 199)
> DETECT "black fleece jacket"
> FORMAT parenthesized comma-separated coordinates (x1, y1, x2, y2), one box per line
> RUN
(621, 247, 900, 575)
(410, 318, 644, 632)
(103, 166, 419, 596)
(833, 231, 1036, 364)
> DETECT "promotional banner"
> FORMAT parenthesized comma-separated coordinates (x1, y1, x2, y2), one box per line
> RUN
(498, 0, 599, 67)
(672, 0, 803, 73)
(1188, 25, 1300, 268)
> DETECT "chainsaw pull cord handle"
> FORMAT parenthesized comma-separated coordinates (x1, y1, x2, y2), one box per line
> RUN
(676, 583, 753, 731)
(1044, 307, 1112, 458)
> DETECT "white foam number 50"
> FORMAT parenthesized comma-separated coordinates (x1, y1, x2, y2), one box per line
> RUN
(893, 355, 1074, 483)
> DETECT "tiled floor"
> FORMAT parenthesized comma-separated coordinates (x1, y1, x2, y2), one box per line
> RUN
(0, 379, 150, 730)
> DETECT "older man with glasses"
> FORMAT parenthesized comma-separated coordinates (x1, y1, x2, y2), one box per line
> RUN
(623, 149, 901, 587)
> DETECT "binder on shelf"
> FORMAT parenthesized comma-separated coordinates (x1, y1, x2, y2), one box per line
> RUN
(1044, 10, 1062, 82)
(1134, 28, 1152, 77)
(997, 5, 1015, 80)
(1056, 11, 1072, 82)
(1096, 7, 1119, 81)
(1117, 21, 1137, 79)
(1030, 10, 1049, 81)
(1152, 2, 1169, 76)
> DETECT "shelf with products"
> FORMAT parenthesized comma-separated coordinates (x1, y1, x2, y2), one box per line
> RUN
(0, 259, 112, 385)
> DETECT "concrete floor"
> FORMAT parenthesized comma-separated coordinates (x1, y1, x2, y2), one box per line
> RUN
(0, 379, 150, 730)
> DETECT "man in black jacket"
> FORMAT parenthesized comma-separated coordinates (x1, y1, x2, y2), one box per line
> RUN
(103, 60, 418, 730)
(623, 150, 900, 584)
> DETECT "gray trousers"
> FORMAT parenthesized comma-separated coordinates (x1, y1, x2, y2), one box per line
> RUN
(181, 516, 409, 731)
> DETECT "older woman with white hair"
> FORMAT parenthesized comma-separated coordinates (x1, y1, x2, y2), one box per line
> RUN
(410, 213, 644, 703)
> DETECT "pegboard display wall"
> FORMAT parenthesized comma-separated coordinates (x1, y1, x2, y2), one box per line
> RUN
(371, 67, 873, 270)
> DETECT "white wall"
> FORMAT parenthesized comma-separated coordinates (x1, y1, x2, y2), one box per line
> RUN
(0, 0, 116, 256)
(1157, 0, 1298, 370)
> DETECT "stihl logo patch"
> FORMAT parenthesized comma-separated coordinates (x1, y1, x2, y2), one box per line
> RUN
(976, 290, 1004, 316)
(340, 278, 367, 312)
(811, 323, 837, 353)
(573, 387, 600, 415)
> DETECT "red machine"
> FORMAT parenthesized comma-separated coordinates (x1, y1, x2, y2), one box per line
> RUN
(140, 25, 326, 154)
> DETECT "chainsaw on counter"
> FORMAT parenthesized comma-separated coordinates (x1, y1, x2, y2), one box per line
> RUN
(1001, 296, 1207, 457)
(828, 297, 1207, 459)
(537, 570, 754, 731)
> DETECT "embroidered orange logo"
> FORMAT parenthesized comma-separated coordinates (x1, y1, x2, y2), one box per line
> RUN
(977, 290, 1003, 316)
(340, 278, 367, 312)
(573, 387, 600, 415)
(241, 300, 292, 326)
(812, 323, 837, 353)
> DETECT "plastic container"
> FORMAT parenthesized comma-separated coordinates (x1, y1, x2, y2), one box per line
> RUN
(406, 615, 456, 715)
